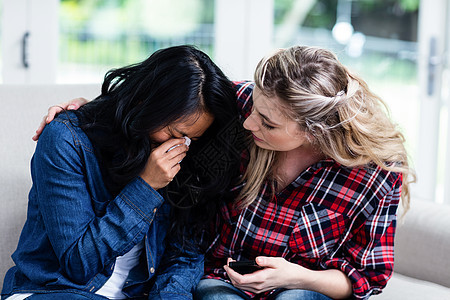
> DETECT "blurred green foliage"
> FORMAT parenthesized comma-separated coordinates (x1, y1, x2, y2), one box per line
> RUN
(59, 0, 214, 67)
(358, 0, 419, 11)
(59, 0, 418, 85)
(274, 0, 419, 28)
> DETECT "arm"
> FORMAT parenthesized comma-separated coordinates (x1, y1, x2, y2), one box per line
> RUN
(148, 238, 204, 300)
(33, 119, 188, 283)
(224, 173, 401, 299)
(322, 176, 401, 299)
(323, 213, 397, 299)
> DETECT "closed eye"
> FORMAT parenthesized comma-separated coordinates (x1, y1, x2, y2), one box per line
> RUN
(261, 120, 275, 130)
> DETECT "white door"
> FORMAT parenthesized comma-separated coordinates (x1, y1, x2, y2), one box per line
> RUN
(1, 0, 58, 84)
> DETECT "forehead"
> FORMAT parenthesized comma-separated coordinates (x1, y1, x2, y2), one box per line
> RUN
(252, 87, 287, 120)
(173, 111, 214, 137)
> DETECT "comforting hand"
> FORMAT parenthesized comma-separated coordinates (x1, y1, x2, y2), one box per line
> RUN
(32, 97, 89, 141)
(140, 138, 189, 190)
(224, 257, 312, 294)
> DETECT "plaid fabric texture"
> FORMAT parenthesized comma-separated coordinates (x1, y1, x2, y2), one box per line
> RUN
(203, 81, 402, 299)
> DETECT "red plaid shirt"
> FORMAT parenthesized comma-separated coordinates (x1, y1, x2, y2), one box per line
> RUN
(203, 81, 402, 299)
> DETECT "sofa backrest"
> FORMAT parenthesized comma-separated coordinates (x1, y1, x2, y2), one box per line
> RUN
(394, 198, 450, 288)
(1, 85, 449, 292)
(0, 84, 100, 289)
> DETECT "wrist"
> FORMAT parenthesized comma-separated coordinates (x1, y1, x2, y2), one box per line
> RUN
(139, 175, 160, 190)
(283, 263, 317, 290)
(300, 268, 320, 291)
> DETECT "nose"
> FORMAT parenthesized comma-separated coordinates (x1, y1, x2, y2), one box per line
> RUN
(243, 113, 259, 132)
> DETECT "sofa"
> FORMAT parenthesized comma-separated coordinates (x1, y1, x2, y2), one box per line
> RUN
(1, 84, 450, 299)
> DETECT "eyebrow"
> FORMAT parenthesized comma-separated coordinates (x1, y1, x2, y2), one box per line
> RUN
(175, 128, 201, 139)
(255, 107, 281, 126)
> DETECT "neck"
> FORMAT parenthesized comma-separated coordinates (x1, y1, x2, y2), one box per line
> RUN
(274, 145, 324, 191)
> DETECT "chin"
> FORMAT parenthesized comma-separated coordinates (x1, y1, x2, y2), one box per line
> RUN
(253, 140, 271, 150)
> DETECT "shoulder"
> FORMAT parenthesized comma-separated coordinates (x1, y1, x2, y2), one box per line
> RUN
(37, 111, 93, 154)
(233, 80, 254, 103)
(329, 162, 401, 193)
(232, 81, 254, 119)
(309, 161, 402, 215)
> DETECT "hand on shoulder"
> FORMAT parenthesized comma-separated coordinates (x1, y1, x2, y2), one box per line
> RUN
(32, 97, 89, 141)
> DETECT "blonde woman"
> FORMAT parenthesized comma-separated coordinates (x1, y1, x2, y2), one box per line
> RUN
(196, 46, 413, 300)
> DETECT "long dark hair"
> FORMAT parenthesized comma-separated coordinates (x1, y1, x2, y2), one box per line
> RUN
(74, 45, 243, 247)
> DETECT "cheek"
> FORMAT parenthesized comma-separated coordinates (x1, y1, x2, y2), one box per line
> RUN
(264, 129, 305, 150)
(269, 132, 293, 145)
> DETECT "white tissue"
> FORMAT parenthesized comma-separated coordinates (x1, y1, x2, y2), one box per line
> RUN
(183, 136, 191, 146)
(167, 136, 191, 152)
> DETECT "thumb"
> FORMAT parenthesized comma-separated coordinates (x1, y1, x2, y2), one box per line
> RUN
(255, 256, 278, 268)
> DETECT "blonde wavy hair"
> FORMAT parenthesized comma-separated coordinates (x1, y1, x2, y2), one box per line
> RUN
(238, 46, 415, 212)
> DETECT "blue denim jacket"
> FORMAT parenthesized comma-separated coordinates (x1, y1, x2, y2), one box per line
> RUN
(2, 112, 203, 299)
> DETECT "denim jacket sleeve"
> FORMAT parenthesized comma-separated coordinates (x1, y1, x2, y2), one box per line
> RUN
(147, 238, 204, 300)
(33, 118, 165, 284)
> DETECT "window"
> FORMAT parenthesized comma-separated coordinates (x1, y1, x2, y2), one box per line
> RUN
(58, 0, 215, 83)
(1, 0, 449, 203)
(272, 0, 450, 204)
(273, 0, 419, 154)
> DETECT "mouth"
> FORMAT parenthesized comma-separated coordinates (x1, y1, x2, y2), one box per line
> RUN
(251, 134, 264, 142)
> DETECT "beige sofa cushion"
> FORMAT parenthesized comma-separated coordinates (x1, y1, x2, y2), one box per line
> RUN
(375, 273, 450, 299)
(374, 198, 450, 299)
(394, 199, 450, 288)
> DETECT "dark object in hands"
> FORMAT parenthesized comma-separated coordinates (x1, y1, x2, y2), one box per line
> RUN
(229, 260, 263, 274)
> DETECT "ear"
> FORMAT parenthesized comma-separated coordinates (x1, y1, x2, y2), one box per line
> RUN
(296, 129, 315, 144)
(305, 132, 315, 142)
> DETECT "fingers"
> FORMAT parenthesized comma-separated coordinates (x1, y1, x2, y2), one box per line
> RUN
(33, 98, 89, 141)
(164, 138, 190, 153)
(32, 116, 48, 141)
(140, 138, 189, 189)
(46, 97, 87, 123)
(255, 256, 270, 267)
(224, 258, 235, 274)
(155, 138, 189, 166)
(166, 163, 181, 182)
(224, 266, 240, 283)
(66, 97, 86, 110)
(46, 106, 61, 124)
(32, 105, 66, 141)
(225, 266, 265, 294)
(71, 97, 89, 108)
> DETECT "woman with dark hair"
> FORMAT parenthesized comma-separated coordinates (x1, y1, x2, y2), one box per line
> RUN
(1, 45, 240, 300)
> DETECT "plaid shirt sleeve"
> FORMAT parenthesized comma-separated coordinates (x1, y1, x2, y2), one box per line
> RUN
(321, 173, 402, 299)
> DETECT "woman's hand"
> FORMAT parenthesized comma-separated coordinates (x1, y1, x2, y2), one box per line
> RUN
(224, 257, 311, 294)
(32, 97, 89, 141)
(140, 138, 189, 190)
(224, 256, 353, 299)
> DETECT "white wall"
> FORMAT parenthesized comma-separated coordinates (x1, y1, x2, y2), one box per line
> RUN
(214, 0, 273, 81)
